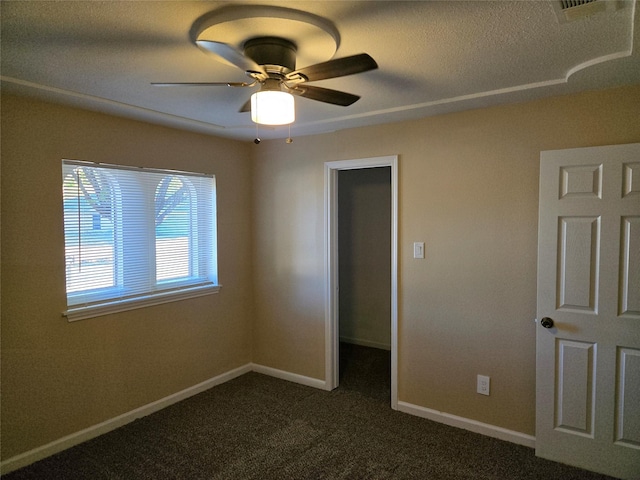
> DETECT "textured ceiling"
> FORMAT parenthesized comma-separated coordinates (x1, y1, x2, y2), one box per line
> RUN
(1, 1, 638, 141)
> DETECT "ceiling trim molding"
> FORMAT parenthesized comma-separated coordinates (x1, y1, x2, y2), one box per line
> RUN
(297, 46, 635, 129)
(0, 76, 232, 133)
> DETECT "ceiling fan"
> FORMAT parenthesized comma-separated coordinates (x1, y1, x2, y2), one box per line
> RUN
(152, 36, 378, 123)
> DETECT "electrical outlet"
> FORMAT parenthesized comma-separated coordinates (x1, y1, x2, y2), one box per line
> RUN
(477, 375, 490, 396)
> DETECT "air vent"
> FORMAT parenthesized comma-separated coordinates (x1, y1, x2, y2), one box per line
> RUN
(559, 0, 598, 9)
(552, 0, 621, 23)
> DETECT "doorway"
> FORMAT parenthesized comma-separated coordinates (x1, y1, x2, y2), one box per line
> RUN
(324, 156, 398, 409)
(338, 167, 392, 401)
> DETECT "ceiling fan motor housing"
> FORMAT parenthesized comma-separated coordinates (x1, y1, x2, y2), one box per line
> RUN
(259, 77, 285, 92)
(243, 37, 297, 74)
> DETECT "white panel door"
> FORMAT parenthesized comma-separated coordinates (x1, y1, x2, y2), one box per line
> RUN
(536, 143, 640, 479)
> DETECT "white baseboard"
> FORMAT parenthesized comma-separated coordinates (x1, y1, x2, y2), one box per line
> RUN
(0, 364, 252, 475)
(397, 401, 536, 448)
(339, 336, 391, 351)
(1, 362, 326, 474)
(2, 364, 535, 475)
(251, 363, 329, 390)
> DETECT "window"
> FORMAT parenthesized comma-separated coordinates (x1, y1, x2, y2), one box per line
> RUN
(62, 160, 218, 321)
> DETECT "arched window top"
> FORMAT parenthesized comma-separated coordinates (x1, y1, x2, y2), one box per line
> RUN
(155, 175, 193, 226)
(63, 166, 118, 220)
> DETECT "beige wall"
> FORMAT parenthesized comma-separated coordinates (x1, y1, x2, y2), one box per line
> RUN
(0, 94, 254, 459)
(338, 167, 392, 349)
(2, 85, 639, 462)
(251, 84, 640, 435)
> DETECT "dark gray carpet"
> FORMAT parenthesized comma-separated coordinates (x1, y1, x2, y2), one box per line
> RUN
(339, 342, 391, 402)
(4, 344, 616, 479)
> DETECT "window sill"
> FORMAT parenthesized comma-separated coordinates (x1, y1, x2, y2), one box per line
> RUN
(63, 284, 221, 322)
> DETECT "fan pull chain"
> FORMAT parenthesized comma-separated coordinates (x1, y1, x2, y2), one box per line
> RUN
(286, 124, 293, 144)
(254, 121, 261, 144)
(251, 95, 259, 144)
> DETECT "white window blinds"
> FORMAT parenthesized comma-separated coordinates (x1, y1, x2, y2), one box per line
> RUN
(62, 160, 218, 320)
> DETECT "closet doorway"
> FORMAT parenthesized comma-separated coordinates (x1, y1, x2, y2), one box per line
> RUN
(338, 166, 392, 401)
(324, 156, 398, 409)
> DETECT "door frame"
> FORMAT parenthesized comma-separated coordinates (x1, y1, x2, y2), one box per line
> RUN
(324, 155, 398, 409)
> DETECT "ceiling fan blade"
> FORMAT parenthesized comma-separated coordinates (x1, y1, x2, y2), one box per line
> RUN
(196, 40, 265, 76)
(291, 85, 360, 106)
(286, 53, 377, 83)
(151, 82, 253, 87)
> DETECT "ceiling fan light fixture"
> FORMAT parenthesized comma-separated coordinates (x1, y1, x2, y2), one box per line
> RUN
(251, 90, 295, 125)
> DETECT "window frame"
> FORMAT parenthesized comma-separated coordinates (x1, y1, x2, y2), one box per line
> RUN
(62, 160, 220, 322)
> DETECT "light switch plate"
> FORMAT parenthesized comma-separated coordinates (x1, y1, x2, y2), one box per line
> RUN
(413, 242, 425, 259)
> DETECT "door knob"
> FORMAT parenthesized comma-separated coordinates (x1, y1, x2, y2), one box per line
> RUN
(540, 317, 554, 329)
